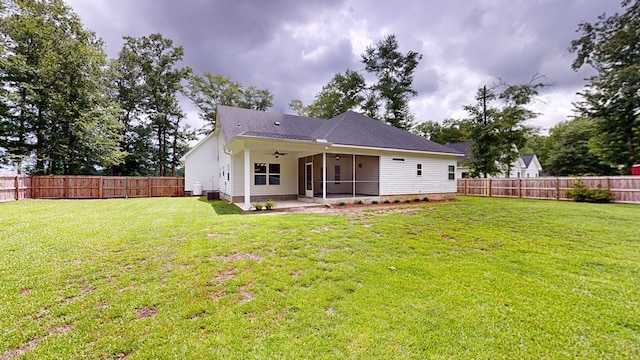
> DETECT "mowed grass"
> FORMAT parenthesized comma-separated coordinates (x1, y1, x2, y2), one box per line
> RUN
(1, 196, 639, 359)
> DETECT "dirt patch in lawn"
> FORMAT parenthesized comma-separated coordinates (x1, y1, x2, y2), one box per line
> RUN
(136, 307, 157, 319)
(259, 201, 441, 217)
(224, 253, 262, 262)
(0, 325, 71, 360)
(19, 288, 32, 296)
(0, 338, 40, 360)
(215, 268, 235, 282)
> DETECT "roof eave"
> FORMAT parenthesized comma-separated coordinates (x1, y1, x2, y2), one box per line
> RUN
(331, 143, 463, 157)
(229, 134, 334, 146)
(180, 127, 219, 161)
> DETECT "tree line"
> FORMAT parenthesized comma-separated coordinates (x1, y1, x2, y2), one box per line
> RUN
(410, 0, 640, 176)
(291, 0, 639, 177)
(0, 0, 273, 175)
(1, 0, 638, 177)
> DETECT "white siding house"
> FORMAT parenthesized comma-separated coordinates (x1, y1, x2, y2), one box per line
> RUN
(182, 106, 462, 209)
(446, 141, 543, 179)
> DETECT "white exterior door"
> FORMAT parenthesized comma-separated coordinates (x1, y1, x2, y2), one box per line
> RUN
(305, 163, 313, 198)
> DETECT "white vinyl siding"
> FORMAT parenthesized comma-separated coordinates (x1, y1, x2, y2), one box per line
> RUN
(184, 132, 219, 192)
(218, 130, 232, 197)
(379, 154, 457, 195)
(234, 151, 298, 198)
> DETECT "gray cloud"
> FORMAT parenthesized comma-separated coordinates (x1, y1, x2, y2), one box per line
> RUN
(67, 0, 624, 133)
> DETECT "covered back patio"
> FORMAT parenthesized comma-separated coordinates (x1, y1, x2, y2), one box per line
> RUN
(297, 153, 380, 202)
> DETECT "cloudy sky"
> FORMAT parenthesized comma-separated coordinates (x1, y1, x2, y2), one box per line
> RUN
(67, 0, 622, 136)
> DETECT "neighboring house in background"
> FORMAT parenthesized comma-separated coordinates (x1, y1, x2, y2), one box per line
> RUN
(445, 141, 542, 178)
(181, 105, 462, 209)
(521, 154, 543, 178)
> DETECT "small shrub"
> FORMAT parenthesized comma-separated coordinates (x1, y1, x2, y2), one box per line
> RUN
(371, 200, 379, 204)
(254, 202, 263, 211)
(393, 199, 401, 204)
(590, 185, 615, 203)
(566, 180, 614, 203)
(354, 200, 363, 205)
(265, 201, 276, 210)
(405, 199, 412, 203)
(337, 201, 346, 206)
(383, 200, 390, 204)
(422, 197, 430, 202)
(414, 198, 421, 202)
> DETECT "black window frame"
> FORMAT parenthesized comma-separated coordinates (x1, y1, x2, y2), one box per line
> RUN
(268, 163, 281, 185)
(254, 163, 281, 186)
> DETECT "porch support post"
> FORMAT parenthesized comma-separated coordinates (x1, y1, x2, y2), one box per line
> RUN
(352, 154, 356, 197)
(244, 149, 251, 209)
(322, 152, 327, 200)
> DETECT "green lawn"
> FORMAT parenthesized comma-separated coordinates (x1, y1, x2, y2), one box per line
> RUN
(1, 196, 639, 359)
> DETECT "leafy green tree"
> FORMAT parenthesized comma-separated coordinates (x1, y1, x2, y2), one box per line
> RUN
(119, 34, 191, 176)
(542, 117, 613, 176)
(464, 81, 543, 178)
(412, 118, 472, 144)
(291, 34, 422, 129)
(0, 0, 123, 174)
(108, 47, 152, 176)
(362, 34, 423, 130)
(185, 72, 273, 134)
(570, 0, 640, 173)
(289, 69, 365, 119)
(520, 134, 545, 158)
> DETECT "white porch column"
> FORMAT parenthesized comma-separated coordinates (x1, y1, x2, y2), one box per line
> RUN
(244, 149, 251, 209)
(322, 152, 327, 200)
(353, 154, 356, 197)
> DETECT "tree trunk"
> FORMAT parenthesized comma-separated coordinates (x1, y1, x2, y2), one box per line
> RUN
(35, 106, 45, 175)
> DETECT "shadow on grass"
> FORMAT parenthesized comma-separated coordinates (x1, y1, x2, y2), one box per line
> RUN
(197, 197, 243, 215)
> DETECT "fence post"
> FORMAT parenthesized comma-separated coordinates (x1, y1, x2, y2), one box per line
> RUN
(125, 177, 129, 199)
(64, 176, 68, 199)
(488, 178, 492, 197)
(99, 176, 103, 199)
(14, 175, 19, 201)
(607, 177, 611, 190)
(516, 178, 520, 198)
(555, 178, 560, 200)
(464, 179, 468, 195)
(148, 177, 152, 197)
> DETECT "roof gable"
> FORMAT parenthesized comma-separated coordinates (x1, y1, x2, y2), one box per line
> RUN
(522, 154, 542, 170)
(521, 154, 535, 167)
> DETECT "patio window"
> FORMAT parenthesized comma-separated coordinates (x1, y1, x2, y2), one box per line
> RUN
(255, 163, 267, 185)
(269, 163, 281, 185)
(417, 163, 422, 176)
(448, 165, 455, 180)
(334, 165, 341, 184)
(254, 163, 281, 186)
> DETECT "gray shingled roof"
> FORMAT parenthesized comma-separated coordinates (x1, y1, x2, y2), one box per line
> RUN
(444, 141, 473, 163)
(521, 154, 535, 167)
(218, 105, 461, 155)
(218, 106, 325, 143)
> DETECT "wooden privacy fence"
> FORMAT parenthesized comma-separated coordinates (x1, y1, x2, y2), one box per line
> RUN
(458, 176, 640, 204)
(0, 175, 184, 202)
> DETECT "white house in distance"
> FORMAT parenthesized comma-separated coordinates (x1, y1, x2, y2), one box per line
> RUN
(445, 141, 542, 179)
(182, 106, 463, 209)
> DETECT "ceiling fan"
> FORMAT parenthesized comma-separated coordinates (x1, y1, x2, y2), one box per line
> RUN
(267, 150, 288, 158)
